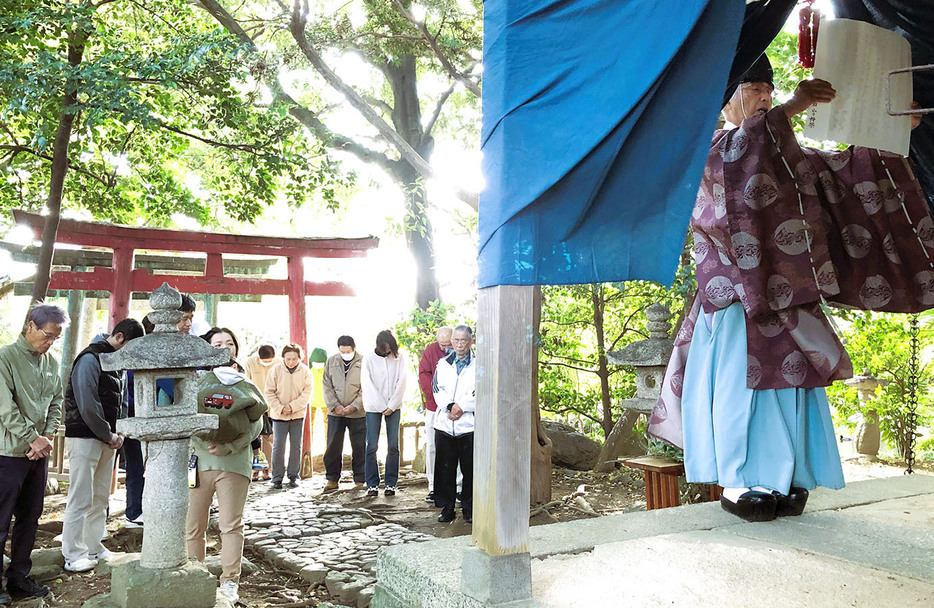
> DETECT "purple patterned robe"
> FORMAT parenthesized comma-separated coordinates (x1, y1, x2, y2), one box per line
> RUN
(649, 107, 934, 448)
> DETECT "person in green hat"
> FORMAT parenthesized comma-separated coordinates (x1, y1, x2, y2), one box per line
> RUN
(307, 347, 329, 457)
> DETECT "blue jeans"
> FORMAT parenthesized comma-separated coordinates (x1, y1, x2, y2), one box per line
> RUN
(365, 410, 400, 489)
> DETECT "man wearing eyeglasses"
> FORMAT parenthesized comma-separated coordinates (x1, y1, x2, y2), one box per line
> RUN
(431, 325, 476, 524)
(0, 304, 69, 604)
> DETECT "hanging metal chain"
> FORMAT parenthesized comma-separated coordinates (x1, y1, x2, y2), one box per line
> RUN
(905, 314, 920, 475)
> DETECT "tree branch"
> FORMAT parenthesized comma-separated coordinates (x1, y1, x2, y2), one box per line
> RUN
(289, 0, 477, 209)
(362, 94, 393, 118)
(424, 78, 456, 138)
(194, 0, 397, 174)
(0, 145, 114, 187)
(159, 123, 260, 153)
(541, 360, 596, 374)
(539, 403, 602, 426)
(390, 0, 481, 98)
(195, 0, 478, 209)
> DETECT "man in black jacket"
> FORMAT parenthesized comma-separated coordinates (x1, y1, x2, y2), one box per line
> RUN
(60, 318, 143, 573)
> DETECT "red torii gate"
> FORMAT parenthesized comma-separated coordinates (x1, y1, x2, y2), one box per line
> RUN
(14, 210, 379, 348)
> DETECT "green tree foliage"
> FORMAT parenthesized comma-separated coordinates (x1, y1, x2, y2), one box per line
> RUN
(392, 298, 472, 412)
(194, 0, 483, 308)
(826, 311, 934, 461)
(539, 281, 674, 439)
(393, 298, 463, 362)
(0, 0, 345, 228)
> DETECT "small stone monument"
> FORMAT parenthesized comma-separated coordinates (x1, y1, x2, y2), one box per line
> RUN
(607, 302, 674, 414)
(86, 283, 228, 608)
(845, 371, 887, 458)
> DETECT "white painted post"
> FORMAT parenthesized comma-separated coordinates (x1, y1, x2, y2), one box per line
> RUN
(462, 285, 534, 604)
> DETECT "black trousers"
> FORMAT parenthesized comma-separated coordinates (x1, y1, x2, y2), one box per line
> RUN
(433, 430, 473, 513)
(324, 415, 367, 483)
(0, 455, 48, 583)
(122, 438, 144, 521)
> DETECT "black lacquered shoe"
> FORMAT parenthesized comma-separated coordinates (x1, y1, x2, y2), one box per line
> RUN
(438, 507, 456, 523)
(720, 491, 778, 522)
(463, 510, 473, 524)
(773, 486, 809, 517)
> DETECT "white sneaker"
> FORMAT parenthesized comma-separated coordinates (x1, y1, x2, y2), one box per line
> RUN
(218, 580, 239, 603)
(64, 557, 99, 573)
(89, 548, 111, 561)
(124, 516, 143, 529)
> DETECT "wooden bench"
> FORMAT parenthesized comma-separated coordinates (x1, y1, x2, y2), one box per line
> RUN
(622, 456, 722, 510)
(399, 421, 426, 466)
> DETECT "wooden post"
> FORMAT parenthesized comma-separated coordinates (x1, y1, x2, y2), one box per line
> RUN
(79, 297, 98, 353)
(109, 247, 134, 330)
(289, 256, 313, 476)
(60, 289, 85, 383)
(203, 294, 219, 327)
(286, 256, 307, 350)
(462, 285, 533, 605)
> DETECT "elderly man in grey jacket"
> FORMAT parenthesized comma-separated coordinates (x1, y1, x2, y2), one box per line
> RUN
(0, 304, 68, 604)
(321, 335, 366, 492)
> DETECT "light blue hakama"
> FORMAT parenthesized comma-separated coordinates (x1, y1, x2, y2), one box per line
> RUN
(681, 302, 845, 492)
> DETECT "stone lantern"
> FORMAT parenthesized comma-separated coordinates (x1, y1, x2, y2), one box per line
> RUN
(607, 303, 674, 414)
(594, 303, 674, 474)
(88, 283, 227, 608)
(845, 371, 888, 458)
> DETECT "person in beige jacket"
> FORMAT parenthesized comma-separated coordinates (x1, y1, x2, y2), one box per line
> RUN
(263, 344, 312, 490)
(243, 344, 280, 479)
(321, 336, 365, 492)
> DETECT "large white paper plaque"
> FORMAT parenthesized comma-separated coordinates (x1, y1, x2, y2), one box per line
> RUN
(804, 18, 912, 156)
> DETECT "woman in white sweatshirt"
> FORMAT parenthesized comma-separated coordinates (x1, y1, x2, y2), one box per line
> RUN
(361, 330, 407, 496)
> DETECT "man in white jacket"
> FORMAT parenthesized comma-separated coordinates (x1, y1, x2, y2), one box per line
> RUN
(431, 325, 475, 523)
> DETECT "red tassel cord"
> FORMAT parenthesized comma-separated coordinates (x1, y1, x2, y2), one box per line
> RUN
(798, 1, 820, 69)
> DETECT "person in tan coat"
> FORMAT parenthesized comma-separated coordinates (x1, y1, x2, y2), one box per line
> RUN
(263, 344, 312, 490)
(243, 344, 280, 480)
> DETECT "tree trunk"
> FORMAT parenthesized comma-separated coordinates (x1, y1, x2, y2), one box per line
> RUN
(385, 56, 440, 310)
(27, 31, 87, 321)
(530, 286, 553, 503)
(591, 284, 614, 437)
(593, 409, 641, 473)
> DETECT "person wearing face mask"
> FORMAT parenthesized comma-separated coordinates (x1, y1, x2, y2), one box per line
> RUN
(243, 344, 280, 481)
(651, 54, 932, 523)
(264, 344, 312, 490)
(361, 330, 407, 497)
(417, 326, 453, 502)
(321, 336, 365, 492)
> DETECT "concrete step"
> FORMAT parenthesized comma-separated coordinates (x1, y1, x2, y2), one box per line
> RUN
(374, 474, 934, 607)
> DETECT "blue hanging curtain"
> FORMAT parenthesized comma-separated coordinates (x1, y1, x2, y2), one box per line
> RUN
(479, 0, 746, 288)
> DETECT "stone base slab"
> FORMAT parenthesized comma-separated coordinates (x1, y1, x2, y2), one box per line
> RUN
(461, 548, 532, 605)
(106, 557, 217, 608)
(373, 476, 934, 607)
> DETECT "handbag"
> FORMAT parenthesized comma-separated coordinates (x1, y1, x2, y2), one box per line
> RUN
(261, 412, 273, 436)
